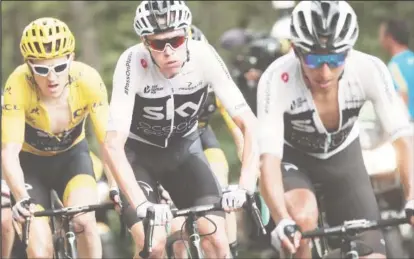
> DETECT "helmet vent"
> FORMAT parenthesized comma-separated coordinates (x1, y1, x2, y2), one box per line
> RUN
(338, 14, 351, 40)
(298, 11, 312, 39)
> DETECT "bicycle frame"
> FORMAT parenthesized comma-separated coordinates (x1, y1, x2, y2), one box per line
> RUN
(145, 194, 266, 259)
(22, 202, 114, 259)
(184, 212, 204, 259)
(302, 217, 409, 259)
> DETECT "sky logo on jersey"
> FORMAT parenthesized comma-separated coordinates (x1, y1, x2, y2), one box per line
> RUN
(303, 52, 347, 69)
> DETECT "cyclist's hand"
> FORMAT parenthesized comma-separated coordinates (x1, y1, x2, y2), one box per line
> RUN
(157, 184, 173, 205)
(404, 199, 414, 225)
(109, 187, 122, 213)
(221, 187, 247, 212)
(136, 201, 172, 226)
(271, 219, 301, 255)
(12, 197, 35, 223)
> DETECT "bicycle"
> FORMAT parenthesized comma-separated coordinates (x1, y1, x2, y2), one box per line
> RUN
(301, 214, 410, 259)
(21, 199, 114, 259)
(139, 193, 266, 259)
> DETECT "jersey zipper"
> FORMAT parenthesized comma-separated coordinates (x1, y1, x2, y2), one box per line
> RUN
(324, 134, 332, 153)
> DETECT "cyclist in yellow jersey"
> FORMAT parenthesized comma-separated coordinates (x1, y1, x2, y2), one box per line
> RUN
(1, 17, 114, 258)
(169, 24, 245, 258)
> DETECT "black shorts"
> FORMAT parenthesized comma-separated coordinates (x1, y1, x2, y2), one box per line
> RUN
(121, 132, 224, 228)
(199, 125, 220, 150)
(280, 138, 386, 255)
(11, 140, 96, 210)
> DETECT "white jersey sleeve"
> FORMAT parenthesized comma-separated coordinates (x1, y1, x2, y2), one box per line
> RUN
(362, 55, 412, 140)
(107, 47, 139, 134)
(257, 62, 291, 158)
(201, 43, 250, 117)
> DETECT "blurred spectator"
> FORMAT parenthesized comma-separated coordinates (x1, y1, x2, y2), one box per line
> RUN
(219, 18, 252, 50)
(379, 19, 414, 120)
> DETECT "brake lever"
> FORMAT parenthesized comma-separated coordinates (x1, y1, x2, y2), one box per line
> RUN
(138, 207, 155, 259)
(246, 193, 267, 235)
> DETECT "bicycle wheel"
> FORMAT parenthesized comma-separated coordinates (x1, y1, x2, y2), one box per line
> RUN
(50, 191, 66, 259)
(166, 231, 190, 259)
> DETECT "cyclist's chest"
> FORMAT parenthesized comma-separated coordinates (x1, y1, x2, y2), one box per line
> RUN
(135, 71, 207, 121)
(283, 80, 365, 154)
(26, 92, 88, 136)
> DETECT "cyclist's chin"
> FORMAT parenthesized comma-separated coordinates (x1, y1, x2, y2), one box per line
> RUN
(39, 83, 66, 98)
(314, 80, 333, 89)
(160, 61, 183, 78)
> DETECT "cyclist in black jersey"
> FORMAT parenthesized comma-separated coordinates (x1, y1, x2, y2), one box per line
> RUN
(103, 1, 259, 258)
(168, 25, 243, 258)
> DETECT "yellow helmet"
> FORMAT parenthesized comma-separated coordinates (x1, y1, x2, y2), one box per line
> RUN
(20, 17, 75, 60)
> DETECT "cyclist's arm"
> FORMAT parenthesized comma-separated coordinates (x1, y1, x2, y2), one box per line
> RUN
(366, 57, 414, 201)
(388, 62, 409, 106)
(216, 98, 244, 160)
(85, 67, 117, 188)
(1, 74, 30, 201)
(257, 67, 292, 222)
(205, 44, 259, 193)
(103, 50, 148, 209)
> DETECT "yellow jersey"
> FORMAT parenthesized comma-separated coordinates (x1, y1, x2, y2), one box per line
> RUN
(2, 61, 109, 156)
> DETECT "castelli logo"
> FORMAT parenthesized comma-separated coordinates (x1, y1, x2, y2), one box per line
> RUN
(141, 59, 148, 68)
(281, 72, 289, 83)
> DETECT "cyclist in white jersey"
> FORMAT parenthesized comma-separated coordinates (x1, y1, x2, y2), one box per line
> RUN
(257, 1, 414, 259)
(103, 1, 259, 258)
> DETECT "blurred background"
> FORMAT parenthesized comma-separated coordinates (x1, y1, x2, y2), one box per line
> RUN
(2, 1, 414, 258)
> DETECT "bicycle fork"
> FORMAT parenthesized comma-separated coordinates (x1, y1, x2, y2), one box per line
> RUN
(186, 213, 204, 259)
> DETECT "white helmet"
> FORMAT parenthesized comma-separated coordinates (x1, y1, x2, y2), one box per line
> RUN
(290, 1, 359, 53)
(134, 1, 192, 37)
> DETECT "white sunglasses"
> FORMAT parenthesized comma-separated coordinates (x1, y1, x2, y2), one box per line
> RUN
(28, 59, 71, 76)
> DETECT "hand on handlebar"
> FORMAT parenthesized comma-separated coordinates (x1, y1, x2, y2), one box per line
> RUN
(136, 201, 172, 225)
(157, 184, 173, 206)
(109, 187, 122, 214)
(221, 187, 247, 212)
(12, 197, 35, 223)
(405, 200, 414, 225)
(271, 218, 301, 255)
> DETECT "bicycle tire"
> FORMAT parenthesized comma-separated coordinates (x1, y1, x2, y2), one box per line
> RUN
(165, 231, 187, 259)
(50, 191, 66, 259)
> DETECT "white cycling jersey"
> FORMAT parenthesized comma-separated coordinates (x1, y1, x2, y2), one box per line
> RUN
(258, 49, 412, 159)
(107, 39, 250, 148)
